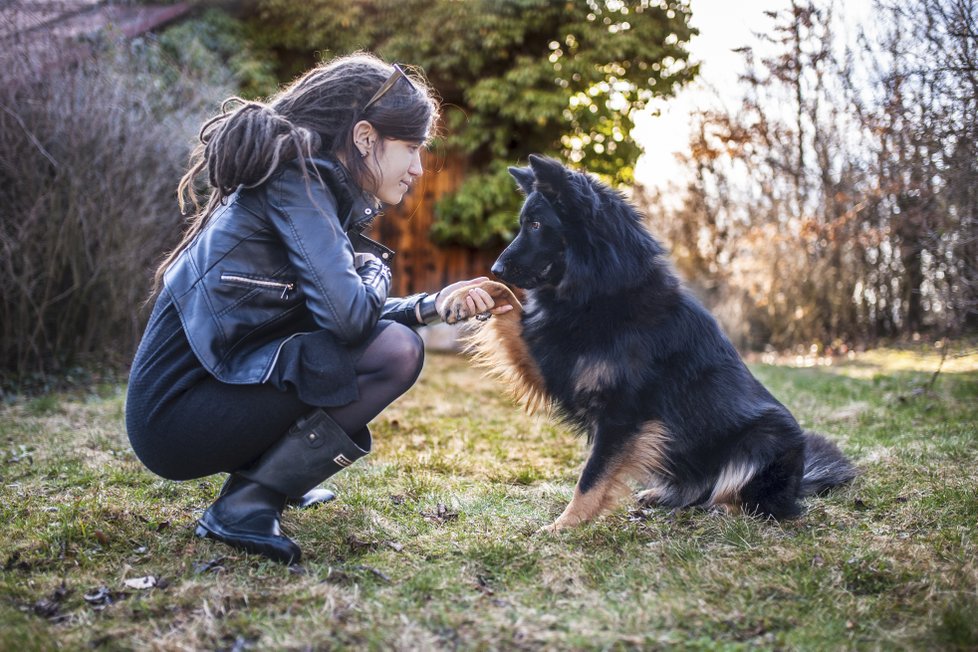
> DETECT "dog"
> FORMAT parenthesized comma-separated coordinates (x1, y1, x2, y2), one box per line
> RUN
(440, 154, 856, 533)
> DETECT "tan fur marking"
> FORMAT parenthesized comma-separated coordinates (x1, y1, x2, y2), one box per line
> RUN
(546, 474, 624, 531)
(449, 281, 551, 413)
(628, 421, 673, 481)
(544, 421, 673, 531)
(708, 461, 756, 506)
(572, 358, 617, 394)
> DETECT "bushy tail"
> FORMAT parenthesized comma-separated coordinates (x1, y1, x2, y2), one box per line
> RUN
(801, 431, 857, 496)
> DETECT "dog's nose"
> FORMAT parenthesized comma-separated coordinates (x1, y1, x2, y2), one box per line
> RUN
(490, 262, 505, 279)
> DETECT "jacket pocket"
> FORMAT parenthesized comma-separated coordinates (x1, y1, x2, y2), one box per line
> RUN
(220, 272, 295, 299)
(216, 271, 300, 320)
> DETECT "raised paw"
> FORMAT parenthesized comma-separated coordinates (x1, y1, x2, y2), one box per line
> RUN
(439, 280, 521, 324)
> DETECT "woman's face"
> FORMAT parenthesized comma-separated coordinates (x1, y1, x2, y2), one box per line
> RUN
(367, 138, 424, 204)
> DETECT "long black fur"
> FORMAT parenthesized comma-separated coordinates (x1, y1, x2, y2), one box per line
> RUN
(493, 155, 856, 519)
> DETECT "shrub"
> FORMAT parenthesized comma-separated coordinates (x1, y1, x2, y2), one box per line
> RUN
(0, 25, 232, 389)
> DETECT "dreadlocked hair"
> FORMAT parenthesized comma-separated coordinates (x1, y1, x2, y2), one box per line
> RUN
(153, 52, 439, 296)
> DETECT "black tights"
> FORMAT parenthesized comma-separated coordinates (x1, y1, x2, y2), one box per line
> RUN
(326, 322, 424, 433)
(132, 323, 424, 481)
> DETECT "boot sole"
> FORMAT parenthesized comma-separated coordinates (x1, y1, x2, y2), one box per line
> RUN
(195, 520, 302, 565)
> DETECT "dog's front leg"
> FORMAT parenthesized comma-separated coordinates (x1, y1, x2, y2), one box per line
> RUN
(538, 421, 671, 534)
(539, 436, 631, 534)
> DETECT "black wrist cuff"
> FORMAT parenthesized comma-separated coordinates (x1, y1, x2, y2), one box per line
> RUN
(416, 293, 440, 325)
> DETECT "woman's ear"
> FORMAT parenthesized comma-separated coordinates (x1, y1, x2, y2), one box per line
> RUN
(352, 120, 378, 157)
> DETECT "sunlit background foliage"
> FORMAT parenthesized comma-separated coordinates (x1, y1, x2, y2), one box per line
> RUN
(1, 0, 975, 387)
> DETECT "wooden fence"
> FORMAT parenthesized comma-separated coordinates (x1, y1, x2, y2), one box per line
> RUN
(368, 152, 506, 297)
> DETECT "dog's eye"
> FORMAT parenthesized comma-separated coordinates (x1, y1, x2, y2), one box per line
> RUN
(528, 222, 541, 231)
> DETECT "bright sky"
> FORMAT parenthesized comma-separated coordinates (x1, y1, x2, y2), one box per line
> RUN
(633, 0, 795, 190)
(633, 0, 875, 192)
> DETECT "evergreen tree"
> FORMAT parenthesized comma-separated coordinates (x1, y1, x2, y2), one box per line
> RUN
(249, 0, 698, 246)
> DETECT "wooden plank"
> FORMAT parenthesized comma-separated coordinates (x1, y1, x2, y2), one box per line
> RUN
(370, 152, 507, 296)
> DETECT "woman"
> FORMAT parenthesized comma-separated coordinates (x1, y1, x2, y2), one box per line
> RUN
(126, 53, 511, 564)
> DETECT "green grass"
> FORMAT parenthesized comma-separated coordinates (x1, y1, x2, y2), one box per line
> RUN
(1, 344, 976, 650)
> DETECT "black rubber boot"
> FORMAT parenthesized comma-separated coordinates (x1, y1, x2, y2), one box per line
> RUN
(217, 475, 337, 510)
(196, 410, 370, 564)
(237, 410, 371, 499)
(195, 478, 301, 564)
(284, 426, 369, 508)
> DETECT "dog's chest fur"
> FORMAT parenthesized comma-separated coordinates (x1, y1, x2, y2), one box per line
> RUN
(520, 293, 637, 421)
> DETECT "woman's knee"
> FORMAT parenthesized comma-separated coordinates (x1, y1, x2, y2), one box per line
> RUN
(358, 322, 425, 390)
(379, 323, 425, 386)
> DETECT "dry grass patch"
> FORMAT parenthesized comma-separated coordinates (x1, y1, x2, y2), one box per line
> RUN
(0, 347, 976, 649)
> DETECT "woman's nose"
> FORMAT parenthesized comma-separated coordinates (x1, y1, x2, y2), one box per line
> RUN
(409, 151, 423, 177)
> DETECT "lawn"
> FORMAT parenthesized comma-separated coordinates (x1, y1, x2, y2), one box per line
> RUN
(1, 344, 976, 650)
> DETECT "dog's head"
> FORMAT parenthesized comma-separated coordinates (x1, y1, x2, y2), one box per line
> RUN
(492, 154, 663, 299)
(490, 155, 568, 289)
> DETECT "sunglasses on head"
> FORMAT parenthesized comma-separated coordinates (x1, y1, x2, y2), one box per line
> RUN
(363, 63, 418, 113)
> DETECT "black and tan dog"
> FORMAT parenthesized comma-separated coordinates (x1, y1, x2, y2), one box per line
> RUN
(441, 154, 856, 533)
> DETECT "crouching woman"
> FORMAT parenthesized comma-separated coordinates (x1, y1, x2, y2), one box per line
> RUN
(125, 53, 510, 564)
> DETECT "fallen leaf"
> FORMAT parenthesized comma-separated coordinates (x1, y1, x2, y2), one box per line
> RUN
(422, 503, 459, 523)
(346, 536, 378, 551)
(124, 575, 157, 590)
(33, 597, 60, 618)
(350, 564, 391, 583)
(325, 564, 392, 584)
(32, 583, 69, 619)
(4, 551, 22, 571)
(194, 557, 227, 574)
(475, 575, 494, 595)
(83, 586, 115, 607)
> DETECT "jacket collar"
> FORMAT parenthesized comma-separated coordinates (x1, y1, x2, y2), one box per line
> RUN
(314, 157, 379, 232)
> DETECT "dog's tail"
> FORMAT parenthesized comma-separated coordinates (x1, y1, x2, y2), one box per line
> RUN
(800, 431, 857, 496)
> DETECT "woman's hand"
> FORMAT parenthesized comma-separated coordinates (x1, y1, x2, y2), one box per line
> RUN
(353, 252, 380, 269)
(435, 277, 515, 321)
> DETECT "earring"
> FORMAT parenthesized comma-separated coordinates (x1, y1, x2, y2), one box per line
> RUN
(361, 150, 368, 158)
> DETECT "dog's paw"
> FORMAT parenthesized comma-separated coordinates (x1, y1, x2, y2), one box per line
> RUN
(439, 280, 521, 324)
(439, 287, 474, 324)
(533, 520, 567, 536)
(635, 488, 663, 507)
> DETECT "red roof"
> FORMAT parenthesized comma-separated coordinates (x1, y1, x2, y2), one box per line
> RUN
(1, 1, 191, 44)
(1, 1, 192, 76)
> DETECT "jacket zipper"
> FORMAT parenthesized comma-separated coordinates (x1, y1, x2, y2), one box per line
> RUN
(220, 273, 295, 299)
(262, 331, 308, 383)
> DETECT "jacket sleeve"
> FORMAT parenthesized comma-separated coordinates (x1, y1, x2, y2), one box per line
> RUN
(266, 168, 390, 345)
(382, 293, 441, 326)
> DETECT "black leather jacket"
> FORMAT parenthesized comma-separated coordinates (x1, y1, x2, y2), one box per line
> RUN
(163, 156, 436, 385)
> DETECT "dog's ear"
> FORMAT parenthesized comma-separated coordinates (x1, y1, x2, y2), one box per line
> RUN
(527, 154, 569, 197)
(508, 165, 536, 195)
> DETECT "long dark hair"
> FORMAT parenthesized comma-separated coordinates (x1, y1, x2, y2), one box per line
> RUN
(154, 52, 439, 293)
